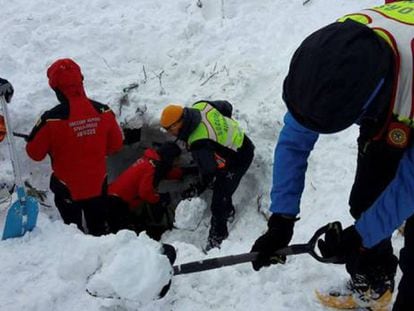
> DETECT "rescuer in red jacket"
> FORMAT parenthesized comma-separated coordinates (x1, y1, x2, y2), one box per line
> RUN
(107, 142, 185, 240)
(26, 58, 123, 236)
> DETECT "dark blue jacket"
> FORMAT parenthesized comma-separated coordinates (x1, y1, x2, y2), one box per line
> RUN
(272, 111, 412, 248)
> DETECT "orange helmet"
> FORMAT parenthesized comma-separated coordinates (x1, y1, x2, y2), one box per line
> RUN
(160, 104, 184, 129)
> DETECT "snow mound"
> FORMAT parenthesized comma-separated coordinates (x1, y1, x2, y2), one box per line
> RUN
(85, 230, 172, 304)
(174, 197, 207, 230)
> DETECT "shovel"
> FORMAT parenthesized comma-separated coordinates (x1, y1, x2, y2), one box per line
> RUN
(173, 223, 339, 275)
(1, 96, 39, 240)
(85, 224, 340, 300)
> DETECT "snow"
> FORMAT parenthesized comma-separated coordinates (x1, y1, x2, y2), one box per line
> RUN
(0, 214, 171, 310)
(174, 197, 207, 230)
(0, 0, 403, 310)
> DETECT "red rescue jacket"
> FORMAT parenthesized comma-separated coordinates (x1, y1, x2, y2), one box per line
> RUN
(26, 59, 123, 200)
(108, 148, 182, 209)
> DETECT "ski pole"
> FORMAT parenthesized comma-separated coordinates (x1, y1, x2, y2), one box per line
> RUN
(173, 223, 339, 275)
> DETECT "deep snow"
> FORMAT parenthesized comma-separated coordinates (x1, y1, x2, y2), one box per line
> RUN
(0, 0, 403, 310)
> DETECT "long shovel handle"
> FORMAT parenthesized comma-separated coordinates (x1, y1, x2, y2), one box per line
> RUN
(173, 224, 339, 275)
(0, 96, 25, 197)
(13, 132, 29, 140)
(173, 252, 258, 275)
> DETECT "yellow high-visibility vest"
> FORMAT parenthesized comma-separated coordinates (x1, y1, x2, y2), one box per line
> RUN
(339, 1, 414, 126)
(188, 102, 244, 151)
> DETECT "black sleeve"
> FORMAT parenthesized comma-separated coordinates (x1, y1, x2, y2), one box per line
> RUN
(27, 104, 69, 142)
(190, 140, 217, 185)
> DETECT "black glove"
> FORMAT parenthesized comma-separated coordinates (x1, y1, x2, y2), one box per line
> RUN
(181, 182, 207, 199)
(158, 192, 171, 208)
(250, 213, 296, 271)
(0, 78, 14, 103)
(317, 222, 362, 264)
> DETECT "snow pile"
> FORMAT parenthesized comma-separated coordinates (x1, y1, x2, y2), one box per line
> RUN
(85, 231, 171, 304)
(0, 214, 171, 310)
(174, 197, 208, 230)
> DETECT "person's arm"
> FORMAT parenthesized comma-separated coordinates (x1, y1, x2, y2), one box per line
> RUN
(270, 112, 319, 215)
(26, 114, 51, 161)
(190, 140, 218, 186)
(355, 145, 414, 248)
(138, 170, 160, 204)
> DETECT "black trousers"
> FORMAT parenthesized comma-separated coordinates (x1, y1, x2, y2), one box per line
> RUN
(106, 195, 172, 241)
(209, 135, 255, 238)
(348, 136, 403, 293)
(51, 175, 108, 236)
(54, 195, 108, 236)
(106, 195, 136, 233)
(393, 215, 414, 311)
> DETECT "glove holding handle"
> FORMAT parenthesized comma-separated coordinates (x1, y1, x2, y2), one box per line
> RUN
(317, 222, 363, 264)
(250, 213, 297, 271)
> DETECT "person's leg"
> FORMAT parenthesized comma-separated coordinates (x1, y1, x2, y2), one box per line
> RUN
(348, 137, 404, 297)
(82, 196, 108, 236)
(140, 201, 173, 241)
(106, 195, 131, 233)
(225, 136, 255, 215)
(207, 137, 254, 249)
(392, 215, 414, 310)
(345, 240, 397, 296)
(350, 137, 404, 218)
(54, 195, 83, 231)
(208, 173, 232, 248)
(50, 174, 83, 231)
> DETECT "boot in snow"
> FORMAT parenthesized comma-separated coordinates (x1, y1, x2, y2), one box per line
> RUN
(316, 275, 393, 310)
(204, 216, 229, 252)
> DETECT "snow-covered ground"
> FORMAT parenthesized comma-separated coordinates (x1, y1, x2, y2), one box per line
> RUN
(0, 0, 403, 310)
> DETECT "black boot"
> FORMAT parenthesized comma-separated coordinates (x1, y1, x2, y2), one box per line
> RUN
(205, 216, 229, 251)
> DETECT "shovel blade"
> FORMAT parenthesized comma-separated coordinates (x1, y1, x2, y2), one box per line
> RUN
(2, 196, 39, 240)
(2, 201, 23, 240)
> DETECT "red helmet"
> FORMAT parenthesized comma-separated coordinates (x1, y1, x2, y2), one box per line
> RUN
(47, 58, 83, 90)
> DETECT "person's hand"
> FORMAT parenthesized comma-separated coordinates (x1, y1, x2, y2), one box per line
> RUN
(250, 213, 296, 271)
(181, 182, 206, 199)
(317, 222, 362, 263)
(0, 78, 14, 103)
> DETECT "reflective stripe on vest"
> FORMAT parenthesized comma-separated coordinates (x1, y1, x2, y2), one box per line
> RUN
(339, 1, 414, 127)
(188, 102, 244, 151)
